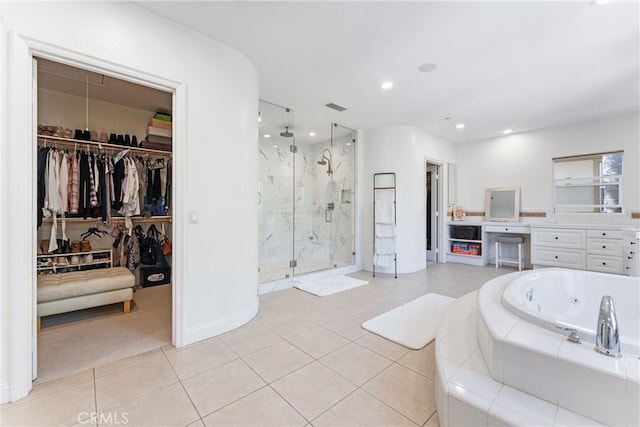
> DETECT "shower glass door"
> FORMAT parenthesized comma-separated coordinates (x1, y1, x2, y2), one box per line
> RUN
(258, 101, 295, 283)
(292, 123, 355, 276)
(258, 99, 356, 283)
(328, 124, 356, 270)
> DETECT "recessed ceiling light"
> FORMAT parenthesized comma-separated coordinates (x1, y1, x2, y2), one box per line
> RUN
(263, 134, 271, 138)
(309, 132, 316, 137)
(273, 144, 278, 148)
(503, 129, 513, 134)
(455, 123, 465, 129)
(381, 81, 394, 90)
(418, 63, 438, 73)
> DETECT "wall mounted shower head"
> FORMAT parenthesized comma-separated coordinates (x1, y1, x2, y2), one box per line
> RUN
(317, 149, 333, 175)
(280, 127, 294, 138)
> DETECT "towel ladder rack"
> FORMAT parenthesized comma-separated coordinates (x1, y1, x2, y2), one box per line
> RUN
(373, 172, 397, 278)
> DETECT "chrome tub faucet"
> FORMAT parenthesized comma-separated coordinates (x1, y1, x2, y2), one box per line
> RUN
(595, 295, 622, 358)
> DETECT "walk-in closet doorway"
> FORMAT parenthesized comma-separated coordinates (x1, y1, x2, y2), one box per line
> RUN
(21, 46, 184, 389)
(426, 160, 443, 263)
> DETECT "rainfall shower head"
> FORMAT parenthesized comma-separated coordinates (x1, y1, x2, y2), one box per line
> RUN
(280, 127, 294, 138)
(317, 149, 333, 175)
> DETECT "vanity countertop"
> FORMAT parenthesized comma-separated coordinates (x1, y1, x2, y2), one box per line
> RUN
(530, 223, 640, 232)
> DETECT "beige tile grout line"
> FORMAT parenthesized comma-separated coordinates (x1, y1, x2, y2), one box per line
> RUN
(161, 345, 205, 426)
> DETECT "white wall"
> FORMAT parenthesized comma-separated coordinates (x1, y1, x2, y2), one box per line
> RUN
(455, 113, 639, 223)
(2, 1, 259, 402)
(362, 126, 456, 273)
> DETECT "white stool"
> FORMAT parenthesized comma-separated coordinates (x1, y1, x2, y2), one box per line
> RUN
(495, 235, 524, 270)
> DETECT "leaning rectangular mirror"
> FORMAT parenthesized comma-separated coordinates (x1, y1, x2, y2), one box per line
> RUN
(485, 187, 520, 222)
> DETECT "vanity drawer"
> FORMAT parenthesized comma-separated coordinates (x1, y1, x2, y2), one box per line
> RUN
(587, 254, 623, 274)
(586, 238, 623, 256)
(485, 225, 530, 234)
(532, 247, 586, 269)
(532, 228, 585, 249)
(586, 229, 623, 240)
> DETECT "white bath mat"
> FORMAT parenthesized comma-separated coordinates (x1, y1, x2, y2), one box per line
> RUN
(362, 293, 455, 349)
(295, 276, 369, 297)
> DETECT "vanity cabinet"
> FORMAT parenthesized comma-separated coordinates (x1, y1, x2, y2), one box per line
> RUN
(447, 223, 488, 266)
(623, 230, 640, 277)
(531, 226, 632, 275)
(586, 229, 623, 274)
(531, 228, 586, 269)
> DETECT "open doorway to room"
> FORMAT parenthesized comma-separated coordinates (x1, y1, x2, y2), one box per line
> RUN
(426, 162, 441, 262)
(34, 57, 174, 383)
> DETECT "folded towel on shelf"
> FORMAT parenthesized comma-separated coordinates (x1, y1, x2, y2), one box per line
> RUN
(375, 223, 396, 238)
(375, 199, 394, 224)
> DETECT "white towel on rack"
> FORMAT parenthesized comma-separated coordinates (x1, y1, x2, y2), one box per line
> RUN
(375, 200, 394, 224)
(373, 234, 396, 267)
(375, 237, 396, 254)
(375, 223, 396, 238)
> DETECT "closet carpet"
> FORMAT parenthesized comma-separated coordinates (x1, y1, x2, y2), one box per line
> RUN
(36, 284, 172, 384)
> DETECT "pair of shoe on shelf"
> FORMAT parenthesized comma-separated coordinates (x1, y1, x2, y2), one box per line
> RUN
(106, 133, 138, 147)
(39, 125, 73, 139)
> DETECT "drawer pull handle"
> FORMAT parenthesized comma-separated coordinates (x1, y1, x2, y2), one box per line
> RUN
(602, 245, 606, 249)
(555, 256, 559, 259)
(602, 262, 607, 265)
(555, 237, 559, 240)
(602, 233, 606, 236)
(632, 242, 637, 245)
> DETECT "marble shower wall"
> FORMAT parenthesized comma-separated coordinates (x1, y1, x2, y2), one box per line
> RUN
(257, 133, 355, 282)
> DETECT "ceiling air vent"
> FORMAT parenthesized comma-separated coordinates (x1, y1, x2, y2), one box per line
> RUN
(325, 103, 347, 112)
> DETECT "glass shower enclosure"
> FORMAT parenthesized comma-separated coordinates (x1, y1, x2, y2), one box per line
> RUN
(257, 100, 355, 283)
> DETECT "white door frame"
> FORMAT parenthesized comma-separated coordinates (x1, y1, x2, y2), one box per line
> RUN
(6, 32, 186, 402)
(425, 158, 444, 263)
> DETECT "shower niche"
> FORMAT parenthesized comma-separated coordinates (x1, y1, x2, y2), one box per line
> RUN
(257, 100, 356, 283)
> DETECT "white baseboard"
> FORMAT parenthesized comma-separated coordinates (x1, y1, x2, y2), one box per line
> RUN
(1, 382, 11, 404)
(183, 301, 259, 346)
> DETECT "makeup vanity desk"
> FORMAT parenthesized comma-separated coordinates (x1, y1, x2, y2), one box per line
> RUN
(446, 221, 531, 267)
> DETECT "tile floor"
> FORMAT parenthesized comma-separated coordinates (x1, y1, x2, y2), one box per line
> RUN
(1, 263, 513, 427)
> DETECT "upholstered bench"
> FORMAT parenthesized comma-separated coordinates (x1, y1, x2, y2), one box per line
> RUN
(37, 267, 135, 331)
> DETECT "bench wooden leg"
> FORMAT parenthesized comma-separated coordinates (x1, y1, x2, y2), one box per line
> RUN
(123, 300, 131, 314)
(37, 317, 41, 332)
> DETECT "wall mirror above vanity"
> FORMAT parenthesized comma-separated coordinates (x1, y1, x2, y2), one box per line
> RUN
(485, 187, 521, 222)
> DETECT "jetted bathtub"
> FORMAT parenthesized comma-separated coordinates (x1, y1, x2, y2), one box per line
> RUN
(501, 268, 639, 355)
(476, 268, 640, 426)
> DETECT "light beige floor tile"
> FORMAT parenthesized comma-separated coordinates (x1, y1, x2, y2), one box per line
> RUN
(202, 386, 306, 426)
(182, 359, 266, 418)
(219, 323, 282, 356)
(319, 342, 393, 386)
(424, 411, 440, 427)
(397, 342, 437, 380)
(186, 419, 205, 427)
(166, 337, 238, 380)
(10, 368, 94, 405)
(312, 389, 417, 426)
(264, 315, 318, 339)
(287, 326, 349, 359)
(270, 361, 356, 420)
(363, 363, 437, 425)
(95, 348, 165, 378)
(1, 380, 95, 426)
(242, 340, 314, 383)
(322, 315, 369, 341)
(355, 332, 411, 360)
(95, 355, 178, 412)
(98, 383, 199, 427)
